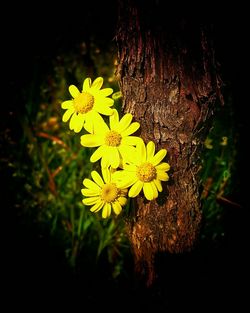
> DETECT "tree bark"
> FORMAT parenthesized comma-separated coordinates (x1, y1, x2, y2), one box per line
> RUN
(116, 1, 222, 285)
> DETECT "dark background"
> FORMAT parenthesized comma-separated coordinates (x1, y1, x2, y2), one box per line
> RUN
(3, 1, 248, 310)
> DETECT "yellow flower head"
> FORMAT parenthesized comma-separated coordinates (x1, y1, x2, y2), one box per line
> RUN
(220, 136, 228, 146)
(113, 140, 170, 200)
(204, 137, 213, 149)
(61, 77, 114, 133)
(80, 109, 141, 169)
(82, 168, 127, 218)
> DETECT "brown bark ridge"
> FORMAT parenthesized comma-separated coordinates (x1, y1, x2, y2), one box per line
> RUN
(116, 1, 223, 285)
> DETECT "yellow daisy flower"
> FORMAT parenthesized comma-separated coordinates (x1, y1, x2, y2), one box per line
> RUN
(113, 140, 170, 200)
(82, 168, 127, 218)
(80, 109, 141, 169)
(61, 77, 114, 133)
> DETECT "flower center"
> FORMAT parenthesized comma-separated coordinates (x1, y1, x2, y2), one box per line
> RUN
(73, 92, 94, 114)
(101, 183, 119, 203)
(137, 162, 156, 182)
(105, 130, 122, 147)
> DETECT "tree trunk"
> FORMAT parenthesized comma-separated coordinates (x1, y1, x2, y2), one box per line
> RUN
(116, 1, 222, 285)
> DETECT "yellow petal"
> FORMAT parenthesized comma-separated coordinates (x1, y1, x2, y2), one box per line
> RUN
(69, 112, 78, 130)
(110, 109, 119, 130)
(82, 196, 100, 206)
(116, 174, 138, 189)
(117, 113, 133, 132)
(91, 77, 103, 90)
(62, 108, 74, 122)
(73, 114, 84, 133)
(84, 111, 103, 134)
(61, 100, 73, 109)
(151, 149, 167, 165)
(100, 97, 114, 107)
(82, 77, 91, 92)
(112, 91, 122, 100)
(120, 188, 128, 196)
(83, 178, 101, 191)
(91, 171, 104, 187)
(112, 170, 123, 181)
(83, 115, 94, 133)
(155, 162, 170, 171)
(118, 145, 137, 164)
(109, 147, 120, 169)
(99, 88, 113, 97)
(93, 114, 109, 134)
(143, 182, 154, 200)
(157, 171, 169, 181)
(121, 122, 140, 137)
(123, 164, 137, 172)
(90, 146, 105, 163)
(112, 201, 122, 215)
(117, 196, 127, 206)
(69, 85, 80, 98)
(101, 152, 110, 168)
(80, 134, 104, 147)
(94, 95, 114, 107)
(151, 181, 158, 199)
(81, 188, 100, 197)
(94, 104, 114, 116)
(146, 141, 155, 160)
(84, 122, 92, 134)
(102, 203, 111, 218)
(121, 136, 141, 146)
(102, 167, 111, 184)
(153, 179, 162, 192)
(137, 140, 146, 163)
(128, 180, 143, 197)
(90, 200, 104, 212)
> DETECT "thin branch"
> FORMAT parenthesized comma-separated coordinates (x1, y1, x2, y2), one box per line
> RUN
(36, 131, 68, 149)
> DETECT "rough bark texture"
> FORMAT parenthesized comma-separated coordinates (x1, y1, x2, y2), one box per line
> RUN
(116, 1, 222, 285)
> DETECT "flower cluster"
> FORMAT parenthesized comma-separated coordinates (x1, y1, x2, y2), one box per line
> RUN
(61, 77, 170, 218)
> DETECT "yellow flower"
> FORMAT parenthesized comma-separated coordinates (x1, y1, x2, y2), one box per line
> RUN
(220, 136, 228, 146)
(204, 137, 213, 149)
(61, 77, 114, 133)
(80, 109, 141, 169)
(113, 141, 170, 200)
(82, 168, 127, 218)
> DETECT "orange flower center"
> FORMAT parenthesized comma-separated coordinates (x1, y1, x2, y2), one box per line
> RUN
(101, 183, 119, 203)
(73, 92, 94, 114)
(105, 130, 122, 147)
(137, 162, 156, 182)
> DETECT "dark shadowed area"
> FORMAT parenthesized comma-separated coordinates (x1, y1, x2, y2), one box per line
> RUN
(3, 1, 248, 310)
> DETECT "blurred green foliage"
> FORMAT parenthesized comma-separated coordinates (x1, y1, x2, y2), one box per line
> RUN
(13, 41, 129, 278)
(10, 39, 237, 278)
(200, 96, 238, 243)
